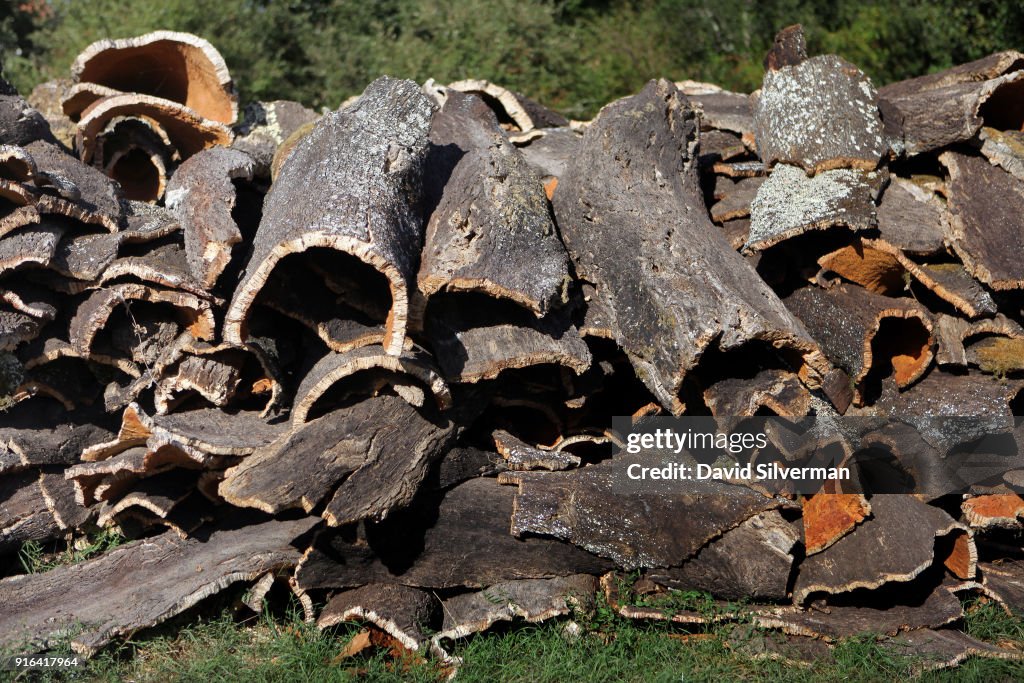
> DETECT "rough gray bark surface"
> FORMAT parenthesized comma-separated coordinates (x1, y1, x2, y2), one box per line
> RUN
(294, 477, 614, 591)
(745, 164, 876, 252)
(0, 516, 317, 655)
(941, 151, 1024, 289)
(231, 100, 319, 176)
(754, 55, 886, 173)
(224, 76, 436, 355)
(882, 628, 1024, 671)
(165, 146, 255, 289)
(501, 454, 794, 570)
(553, 79, 824, 412)
(318, 583, 440, 651)
(419, 90, 570, 317)
(875, 179, 947, 256)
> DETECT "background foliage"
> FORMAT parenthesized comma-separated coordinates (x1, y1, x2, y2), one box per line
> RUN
(3, 0, 1024, 118)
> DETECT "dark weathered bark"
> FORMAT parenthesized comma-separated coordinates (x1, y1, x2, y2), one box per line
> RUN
(136, 404, 288, 457)
(94, 470, 199, 527)
(165, 147, 254, 289)
(0, 471, 60, 553)
(745, 164, 876, 252)
(941, 151, 1024, 290)
(225, 77, 436, 356)
(501, 453, 795, 570)
(879, 55, 1024, 156)
(425, 295, 591, 384)
(646, 510, 799, 601)
(758, 585, 964, 639)
(0, 78, 59, 147)
(882, 628, 1024, 672)
(0, 403, 112, 475)
(783, 284, 933, 401)
(492, 429, 579, 471)
(979, 559, 1024, 614)
(0, 516, 317, 656)
(703, 369, 811, 417)
(511, 126, 581, 184)
(318, 584, 440, 652)
(72, 31, 237, 124)
(979, 127, 1024, 181)
(25, 141, 123, 230)
(38, 468, 91, 529)
(764, 24, 808, 71)
(446, 79, 567, 131)
(434, 575, 597, 642)
(292, 345, 450, 423)
(417, 90, 570, 319)
(294, 477, 614, 591)
(875, 179, 947, 256)
(154, 353, 244, 414)
(792, 495, 963, 604)
(553, 79, 824, 412)
(231, 100, 319, 177)
(710, 176, 763, 223)
(0, 220, 65, 278)
(684, 88, 755, 138)
(754, 55, 886, 173)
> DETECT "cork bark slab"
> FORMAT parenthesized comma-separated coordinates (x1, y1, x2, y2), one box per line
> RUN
(792, 495, 962, 604)
(153, 353, 245, 414)
(684, 89, 755, 137)
(511, 126, 582, 183)
(0, 220, 65, 278)
(645, 510, 799, 601)
(979, 127, 1024, 182)
(492, 429, 580, 471)
(434, 574, 597, 642)
(875, 179, 948, 257)
(72, 30, 237, 124)
(881, 628, 1024, 673)
(446, 79, 567, 132)
(224, 77, 435, 356)
(553, 79, 823, 412)
(710, 176, 763, 223)
(165, 146, 255, 289)
(318, 584, 440, 652)
(0, 80, 59, 147)
(294, 477, 614, 591)
(757, 585, 964, 640)
(961, 493, 1024, 529)
(979, 560, 1024, 614)
(879, 53, 1024, 156)
(744, 164, 876, 253)
(754, 55, 886, 173)
(501, 453, 794, 570)
(702, 368, 811, 417)
(0, 470, 60, 554)
(0, 403, 112, 475)
(418, 90, 570, 319)
(783, 284, 933, 401)
(941, 151, 1024, 290)
(231, 100, 319, 177)
(802, 493, 871, 555)
(0, 516, 317, 656)
(291, 345, 450, 423)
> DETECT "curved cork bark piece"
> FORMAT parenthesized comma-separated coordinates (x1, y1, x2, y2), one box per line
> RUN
(96, 242, 207, 297)
(783, 284, 933, 402)
(703, 368, 811, 417)
(882, 628, 1024, 673)
(294, 477, 614, 591)
(0, 220, 65, 278)
(646, 510, 799, 601)
(0, 516, 317, 656)
(232, 100, 319, 177)
(424, 295, 591, 384)
(979, 127, 1024, 182)
(875, 178, 947, 257)
(224, 77, 435, 356)
(133, 403, 287, 458)
(802, 493, 870, 555)
(501, 454, 794, 570)
(510, 126, 582, 188)
(25, 140, 124, 231)
(0, 144, 37, 181)
(754, 55, 886, 173)
(153, 353, 244, 414)
(60, 82, 123, 121)
(792, 495, 964, 604)
(553, 80, 825, 412)
(51, 211, 180, 281)
(92, 117, 172, 203)
(318, 584, 440, 652)
(817, 240, 907, 295)
(0, 80, 59, 147)
(764, 24, 808, 71)
(879, 57, 1024, 156)
(72, 30, 237, 124)
(433, 575, 596, 643)
(757, 585, 965, 640)
(492, 429, 581, 471)
(67, 283, 214, 357)
(94, 470, 197, 527)
(683, 88, 755, 137)
(962, 493, 1024, 530)
(0, 471, 60, 554)
(76, 94, 232, 166)
(165, 147, 255, 289)
(0, 404, 113, 475)
(710, 176, 763, 223)
(38, 468, 92, 530)
(292, 345, 450, 424)
(744, 164, 876, 253)
(28, 78, 81, 151)
(979, 560, 1024, 614)
(446, 79, 567, 132)
(417, 90, 571, 320)
(941, 151, 1024, 290)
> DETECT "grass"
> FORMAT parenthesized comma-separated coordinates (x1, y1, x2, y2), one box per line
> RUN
(17, 528, 125, 575)
(6, 587, 1023, 683)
